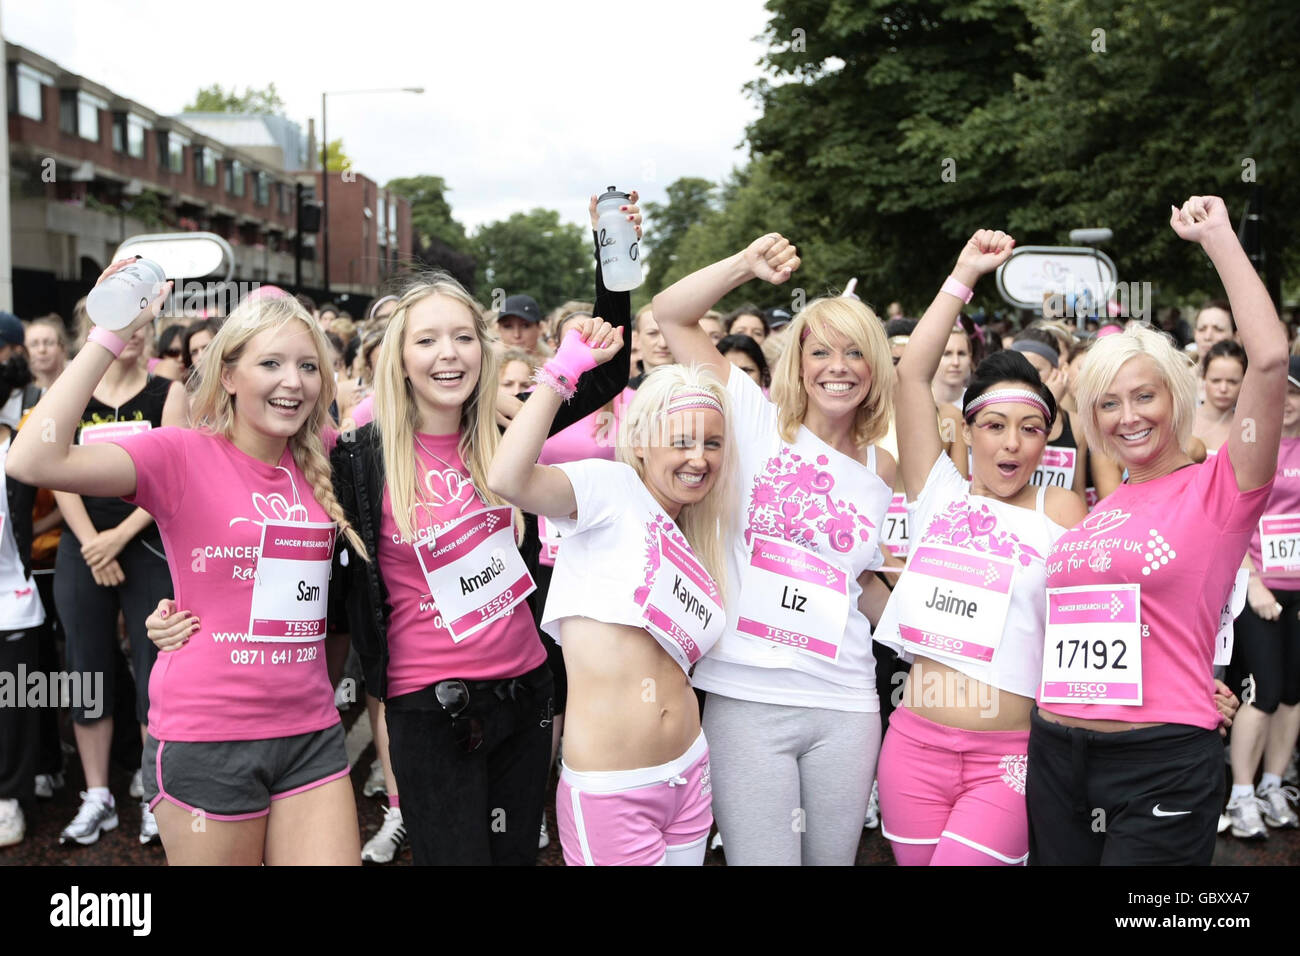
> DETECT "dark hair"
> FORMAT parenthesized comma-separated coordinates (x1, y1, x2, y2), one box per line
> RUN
(319, 302, 340, 318)
(953, 314, 985, 367)
(294, 293, 317, 314)
(1196, 298, 1235, 333)
(962, 349, 1057, 428)
(717, 333, 770, 388)
(1202, 339, 1247, 376)
(157, 323, 185, 357)
(182, 318, 222, 370)
(884, 318, 917, 339)
(725, 306, 769, 337)
(324, 332, 344, 355)
(343, 334, 361, 369)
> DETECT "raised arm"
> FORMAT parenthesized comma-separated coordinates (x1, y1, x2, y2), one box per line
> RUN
(7, 262, 171, 496)
(652, 234, 800, 384)
(486, 319, 623, 518)
(1172, 196, 1288, 492)
(895, 230, 1014, 498)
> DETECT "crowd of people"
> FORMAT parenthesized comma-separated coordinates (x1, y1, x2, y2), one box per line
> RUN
(0, 192, 1297, 866)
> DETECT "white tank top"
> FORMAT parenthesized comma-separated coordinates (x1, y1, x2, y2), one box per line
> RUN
(875, 454, 1068, 698)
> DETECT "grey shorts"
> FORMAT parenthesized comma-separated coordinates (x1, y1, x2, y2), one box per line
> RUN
(143, 724, 350, 821)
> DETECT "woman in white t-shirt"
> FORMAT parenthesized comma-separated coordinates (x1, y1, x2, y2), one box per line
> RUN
(488, 336, 735, 865)
(652, 234, 897, 865)
(873, 230, 1087, 865)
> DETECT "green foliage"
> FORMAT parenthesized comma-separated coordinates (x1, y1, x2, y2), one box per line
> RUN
(664, 0, 1299, 313)
(385, 175, 469, 249)
(643, 177, 717, 294)
(473, 209, 595, 310)
(185, 83, 286, 115)
(320, 139, 353, 174)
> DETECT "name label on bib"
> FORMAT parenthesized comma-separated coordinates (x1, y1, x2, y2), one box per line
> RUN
(894, 543, 1014, 664)
(414, 506, 535, 642)
(735, 534, 850, 662)
(639, 528, 724, 671)
(247, 520, 335, 642)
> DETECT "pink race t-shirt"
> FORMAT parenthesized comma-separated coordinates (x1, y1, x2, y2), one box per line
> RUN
(1041, 447, 1271, 729)
(537, 388, 633, 467)
(114, 427, 340, 742)
(378, 431, 544, 698)
(1248, 436, 1300, 592)
(351, 394, 375, 428)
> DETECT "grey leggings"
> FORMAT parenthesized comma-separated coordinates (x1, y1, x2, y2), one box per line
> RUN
(702, 693, 881, 865)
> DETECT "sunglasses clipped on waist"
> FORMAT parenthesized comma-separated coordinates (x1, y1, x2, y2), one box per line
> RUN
(433, 675, 544, 754)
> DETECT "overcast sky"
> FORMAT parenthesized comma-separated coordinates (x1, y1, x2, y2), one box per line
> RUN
(3, 0, 772, 231)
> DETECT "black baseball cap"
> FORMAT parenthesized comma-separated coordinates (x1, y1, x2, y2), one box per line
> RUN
(499, 294, 542, 325)
(0, 312, 24, 347)
(765, 307, 793, 330)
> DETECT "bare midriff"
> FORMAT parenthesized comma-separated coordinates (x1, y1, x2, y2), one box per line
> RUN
(559, 617, 700, 772)
(900, 656, 1034, 732)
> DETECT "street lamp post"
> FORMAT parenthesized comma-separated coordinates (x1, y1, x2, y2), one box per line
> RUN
(320, 86, 424, 297)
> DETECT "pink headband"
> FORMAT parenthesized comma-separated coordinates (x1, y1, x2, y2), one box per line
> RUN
(963, 388, 1050, 422)
(666, 389, 724, 416)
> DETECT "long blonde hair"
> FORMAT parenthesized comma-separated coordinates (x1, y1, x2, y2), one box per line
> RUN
(187, 293, 365, 556)
(372, 272, 515, 542)
(770, 296, 895, 447)
(616, 364, 737, 596)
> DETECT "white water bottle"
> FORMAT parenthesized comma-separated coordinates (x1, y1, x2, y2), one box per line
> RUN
(595, 186, 643, 292)
(86, 258, 167, 331)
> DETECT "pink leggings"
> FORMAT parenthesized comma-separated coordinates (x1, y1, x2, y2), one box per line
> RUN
(877, 706, 1029, 866)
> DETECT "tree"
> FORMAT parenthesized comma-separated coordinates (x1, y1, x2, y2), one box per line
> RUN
(320, 139, 354, 174)
(385, 175, 469, 249)
(185, 83, 287, 115)
(642, 177, 717, 294)
(473, 209, 595, 310)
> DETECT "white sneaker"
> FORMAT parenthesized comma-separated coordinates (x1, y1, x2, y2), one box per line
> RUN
(538, 818, 549, 849)
(1225, 794, 1268, 840)
(129, 768, 144, 800)
(0, 798, 24, 847)
(362, 759, 386, 799)
(1258, 784, 1299, 829)
(864, 780, 880, 830)
(34, 772, 65, 800)
(59, 792, 119, 846)
(361, 806, 406, 864)
(1217, 812, 1232, 834)
(138, 802, 161, 845)
(710, 831, 723, 851)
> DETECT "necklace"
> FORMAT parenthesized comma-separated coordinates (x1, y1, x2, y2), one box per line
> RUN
(414, 433, 462, 475)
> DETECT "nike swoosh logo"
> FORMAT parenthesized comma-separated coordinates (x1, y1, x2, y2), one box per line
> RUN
(1152, 805, 1192, 817)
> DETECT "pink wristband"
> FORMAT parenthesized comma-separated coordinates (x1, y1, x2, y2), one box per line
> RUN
(537, 328, 601, 400)
(88, 326, 127, 358)
(941, 276, 974, 304)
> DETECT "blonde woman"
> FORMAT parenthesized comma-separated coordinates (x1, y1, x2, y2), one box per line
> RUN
(489, 339, 732, 865)
(7, 266, 364, 865)
(653, 234, 897, 865)
(331, 275, 623, 865)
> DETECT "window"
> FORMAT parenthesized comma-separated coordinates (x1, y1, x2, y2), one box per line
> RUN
(277, 182, 291, 215)
(225, 158, 245, 197)
(64, 91, 107, 141)
(10, 64, 52, 121)
(377, 197, 386, 245)
(159, 131, 188, 174)
(254, 171, 269, 206)
(113, 113, 149, 158)
(196, 147, 219, 187)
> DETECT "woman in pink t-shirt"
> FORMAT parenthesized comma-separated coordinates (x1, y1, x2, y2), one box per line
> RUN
(6, 261, 366, 865)
(1028, 196, 1288, 865)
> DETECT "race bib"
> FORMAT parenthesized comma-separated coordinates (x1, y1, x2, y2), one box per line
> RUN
(894, 543, 1015, 665)
(638, 528, 724, 672)
(1259, 513, 1300, 575)
(1040, 584, 1142, 706)
(882, 493, 911, 557)
(538, 514, 563, 567)
(247, 520, 335, 642)
(414, 506, 535, 643)
(735, 534, 851, 662)
(1031, 446, 1076, 490)
(79, 419, 152, 445)
(1213, 569, 1250, 667)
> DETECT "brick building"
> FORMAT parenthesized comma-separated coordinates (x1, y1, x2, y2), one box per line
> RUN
(6, 41, 412, 319)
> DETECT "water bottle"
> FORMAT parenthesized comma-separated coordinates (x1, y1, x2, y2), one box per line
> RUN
(595, 186, 643, 292)
(86, 258, 167, 331)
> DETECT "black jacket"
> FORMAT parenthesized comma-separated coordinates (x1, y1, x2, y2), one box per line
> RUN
(2, 422, 36, 582)
(331, 251, 632, 699)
